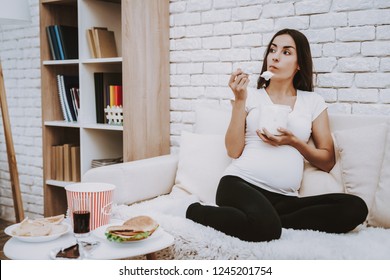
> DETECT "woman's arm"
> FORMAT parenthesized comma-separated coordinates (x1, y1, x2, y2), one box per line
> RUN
(225, 69, 249, 158)
(292, 110, 335, 172)
(258, 110, 336, 172)
(225, 100, 247, 158)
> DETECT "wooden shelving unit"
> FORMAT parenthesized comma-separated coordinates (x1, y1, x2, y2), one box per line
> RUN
(39, 0, 170, 216)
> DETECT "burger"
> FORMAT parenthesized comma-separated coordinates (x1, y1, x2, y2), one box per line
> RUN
(105, 215, 159, 242)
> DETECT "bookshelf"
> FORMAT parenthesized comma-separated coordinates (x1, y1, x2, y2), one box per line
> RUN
(40, 0, 170, 216)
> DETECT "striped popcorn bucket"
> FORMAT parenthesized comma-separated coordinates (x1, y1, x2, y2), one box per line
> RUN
(65, 183, 116, 230)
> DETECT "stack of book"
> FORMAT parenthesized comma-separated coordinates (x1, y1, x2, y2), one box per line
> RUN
(56, 75, 80, 122)
(94, 72, 122, 124)
(87, 27, 118, 58)
(91, 157, 123, 168)
(46, 25, 78, 60)
(51, 144, 80, 182)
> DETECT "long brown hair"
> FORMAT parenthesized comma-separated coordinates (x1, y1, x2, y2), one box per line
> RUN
(257, 29, 314, 92)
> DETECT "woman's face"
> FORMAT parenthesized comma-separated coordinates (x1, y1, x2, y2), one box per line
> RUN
(266, 34, 299, 81)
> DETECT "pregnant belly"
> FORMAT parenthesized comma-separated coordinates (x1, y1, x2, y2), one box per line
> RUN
(231, 145, 304, 192)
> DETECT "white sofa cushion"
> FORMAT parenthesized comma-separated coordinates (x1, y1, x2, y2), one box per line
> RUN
(333, 123, 388, 214)
(82, 155, 178, 205)
(299, 160, 344, 196)
(195, 103, 231, 135)
(299, 133, 344, 196)
(368, 127, 390, 228)
(174, 131, 232, 204)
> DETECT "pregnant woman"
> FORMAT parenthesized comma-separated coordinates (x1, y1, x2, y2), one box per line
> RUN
(186, 28, 368, 242)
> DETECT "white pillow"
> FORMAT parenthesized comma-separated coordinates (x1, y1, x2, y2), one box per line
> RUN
(368, 126, 390, 228)
(333, 123, 388, 212)
(195, 103, 231, 135)
(174, 131, 232, 204)
(299, 160, 344, 197)
(299, 136, 344, 197)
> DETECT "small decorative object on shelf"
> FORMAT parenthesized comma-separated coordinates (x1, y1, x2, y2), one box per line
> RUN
(104, 105, 123, 125)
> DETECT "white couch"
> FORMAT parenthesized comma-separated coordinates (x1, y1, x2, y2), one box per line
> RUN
(83, 104, 390, 259)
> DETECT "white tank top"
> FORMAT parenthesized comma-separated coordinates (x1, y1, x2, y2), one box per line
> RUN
(224, 88, 327, 196)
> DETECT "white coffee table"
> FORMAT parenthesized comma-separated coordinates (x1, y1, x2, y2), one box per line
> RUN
(4, 226, 174, 260)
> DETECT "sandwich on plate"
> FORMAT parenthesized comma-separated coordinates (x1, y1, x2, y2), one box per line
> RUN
(105, 215, 159, 242)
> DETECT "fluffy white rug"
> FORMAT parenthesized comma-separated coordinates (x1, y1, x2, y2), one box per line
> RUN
(111, 188, 390, 260)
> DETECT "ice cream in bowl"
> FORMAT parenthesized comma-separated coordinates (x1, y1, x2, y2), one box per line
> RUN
(260, 71, 274, 81)
(258, 104, 292, 135)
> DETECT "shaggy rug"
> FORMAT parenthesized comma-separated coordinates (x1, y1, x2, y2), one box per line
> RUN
(111, 188, 390, 260)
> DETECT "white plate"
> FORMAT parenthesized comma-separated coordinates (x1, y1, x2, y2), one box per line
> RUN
(93, 223, 162, 243)
(4, 223, 71, 243)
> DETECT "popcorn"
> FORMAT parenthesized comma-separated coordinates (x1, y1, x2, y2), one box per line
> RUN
(260, 71, 274, 81)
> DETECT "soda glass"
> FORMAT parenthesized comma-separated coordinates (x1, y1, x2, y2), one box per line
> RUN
(71, 196, 91, 238)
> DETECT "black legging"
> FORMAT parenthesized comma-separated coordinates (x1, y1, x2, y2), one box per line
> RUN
(186, 175, 368, 242)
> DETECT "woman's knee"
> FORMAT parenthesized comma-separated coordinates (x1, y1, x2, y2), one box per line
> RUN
(215, 176, 282, 242)
(349, 195, 368, 224)
(244, 218, 282, 242)
(215, 176, 245, 205)
(337, 194, 368, 233)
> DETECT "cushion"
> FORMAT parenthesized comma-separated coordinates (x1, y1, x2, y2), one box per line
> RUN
(368, 127, 390, 228)
(299, 135, 344, 197)
(299, 160, 344, 197)
(333, 123, 388, 212)
(174, 131, 232, 204)
(195, 103, 231, 135)
(329, 114, 389, 132)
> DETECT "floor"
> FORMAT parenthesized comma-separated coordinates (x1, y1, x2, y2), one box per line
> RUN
(0, 219, 13, 260)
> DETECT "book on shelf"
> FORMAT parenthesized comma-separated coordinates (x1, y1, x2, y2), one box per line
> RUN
(87, 28, 97, 58)
(51, 144, 80, 182)
(71, 146, 81, 182)
(46, 25, 78, 60)
(87, 27, 118, 58)
(91, 157, 123, 168)
(108, 85, 123, 107)
(94, 72, 122, 124)
(50, 146, 57, 180)
(63, 144, 72, 182)
(57, 25, 79, 59)
(55, 145, 64, 181)
(46, 26, 60, 61)
(56, 74, 80, 122)
(53, 25, 65, 60)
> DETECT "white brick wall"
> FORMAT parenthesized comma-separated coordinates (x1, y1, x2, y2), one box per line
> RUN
(0, 0, 389, 220)
(0, 0, 42, 221)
